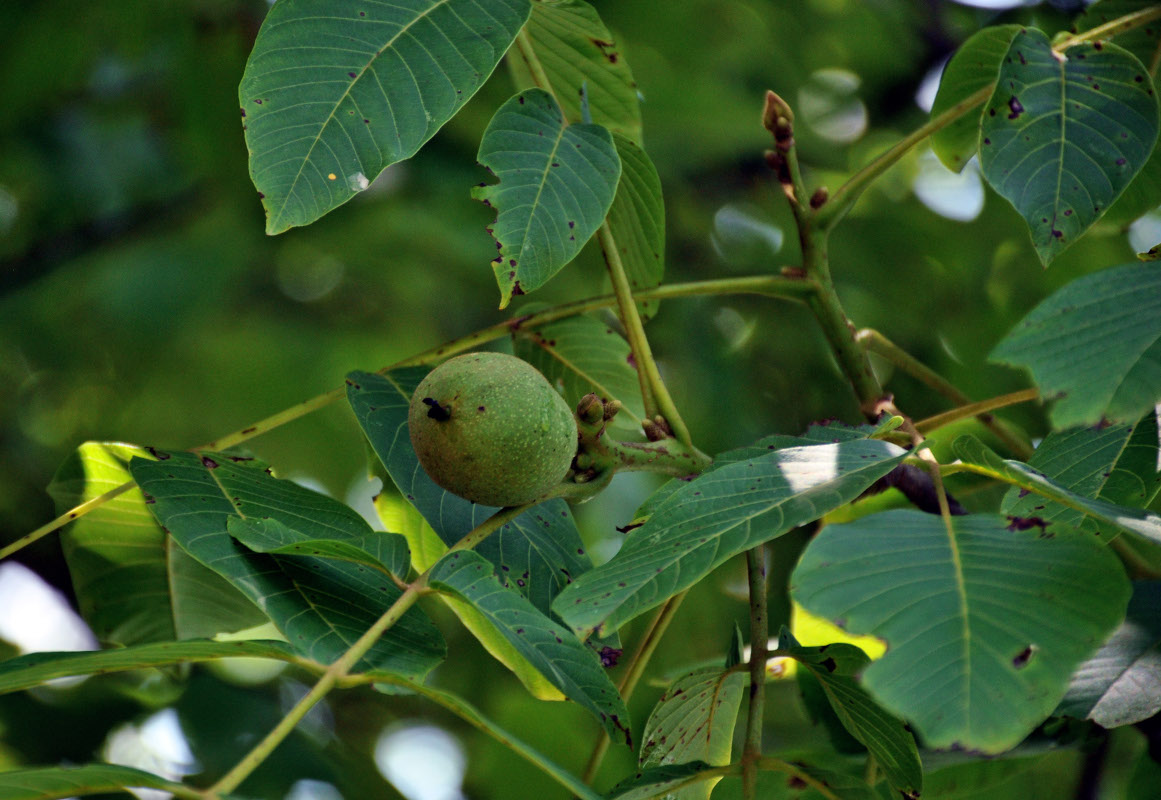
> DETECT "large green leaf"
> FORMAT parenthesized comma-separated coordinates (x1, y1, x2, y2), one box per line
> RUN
(346, 369, 594, 615)
(0, 764, 217, 800)
(978, 29, 1159, 264)
(1073, 1, 1161, 67)
(240, 0, 531, 234)
(605, 134, 666, 320)
(953, 434, 1161, 546)
(553, 439, 908, 637)
(605, 763, 721, 800)
(778, 629, 921, 798)
(1058, 580, 1161, 727)
(930, 25, 1021, 172)
(791, 509, 1130, 752)
(0, 640, 304, 696)
(1002, 412, 1161, 534)
(473, 88, 621, 307)
(990, 263, 1161, 429)
(508, 0, 642, 141)
(638, 666, 744, 800)
(512, 314, 646, 431)
(428, 549, 631, 745)
(129, 451, 444, 678)
(227, 514, 411, 580)
(47, 442, 266, 645)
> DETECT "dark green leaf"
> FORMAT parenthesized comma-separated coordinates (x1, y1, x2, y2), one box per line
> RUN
(930, 25, 1021, 172)
(0, 764, 215, 800)
(638, 667, 744, 800)
(241, 0, 531, 233)
(47, 442, 266, 644)
(0, 640, 302, 696)
(954, 433, 1161, 545)
(791, 509, 1130, 752)
(228, 514, 410, 579)
(428, 549, 631, 745)
(1058, 581, 1161, 726)
(990, 262, 1161, 429)
(778, 629, 922, 797)
(553, 439, 908, 637)
(512, 314, 646, 432)
(129, 451, 444, 678)
(606, 133, 666, 320)
(509, 0, 642, 141)
(473, 88, 621, 307)
(978, 29, 1159, 264)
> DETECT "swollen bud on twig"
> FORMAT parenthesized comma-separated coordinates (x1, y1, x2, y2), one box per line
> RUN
(576, 392, 604, 425)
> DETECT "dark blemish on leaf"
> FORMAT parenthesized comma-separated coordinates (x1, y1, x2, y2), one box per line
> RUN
(347, 71, 357, 78)
(1012, 645, 1035, 668)
(1137, 75, 1146, 83)
(511, 281, 524, 296)
(1007, 515, 1047, 531)
(989, 108, 996, 117)
(820, 657, 838, 673)
(143, 494, 155, 505)
(1007, 96, 1024, 119)
(1051, 229, 1063, 239)
(600, 647, 622, 667)
(1017, 50, 1026, 65)
(345, 378, 361, 389)
(146, 447, 171, 460)
(240, 108, 246, 117)
(1093, 41, 1103, 50)
(241, 426, 257, 434)
(518, 95, 525, 104)
(254, 99, 262, 104)
(202, 456, 219, 469)
(228, 456, 254, 463)
(423, 397, 452, 421)
(1117, 158, 1127, 166)
(508, 259, 516, 267)
(1064, 209, 1072, 216)
(568, 220, 575, 229)
(983, 138, 991, 145)
(364, 119, 370, 124)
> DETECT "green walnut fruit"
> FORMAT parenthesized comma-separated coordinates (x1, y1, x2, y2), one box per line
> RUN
(408, 352, 577, 507)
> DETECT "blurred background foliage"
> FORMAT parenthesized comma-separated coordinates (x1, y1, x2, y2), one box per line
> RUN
(3, 0, 1160, 797)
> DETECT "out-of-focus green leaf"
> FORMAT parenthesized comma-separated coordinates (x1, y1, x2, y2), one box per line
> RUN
(473, 88, 621, 307)
(509, 0, 642, 141)
(791, 509, 1130, 752)
(47, 442, 266, 644)
(638, 667, 744, 800)
(1002, 412, 1161, 534)
(0, 640, 303, 696)
(129, 451, 444, 678)
(930, 25, 1020, 172)
(778, 629, 921, 798)
(0, 763, 220, 800)
(990, 263, 1161, 429)
(1072, 1, 1161, 67)
(429, 550, 630, 744)
(953, 434, 1161, 545)
(227, 514, 410, 580)
(512, 314, 646, 431)
(1058, 580, 1161, 727)
(978, 29, 1159, 264)
(240, 0, 531, 233)
(553, 439, 908, 637)
(605, 133, 665, 320)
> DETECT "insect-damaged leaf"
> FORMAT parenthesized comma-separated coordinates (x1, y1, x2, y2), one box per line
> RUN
(474, 89, 621, 307)
(978, 28, 1159, 264)
(240, 0, 531, 234)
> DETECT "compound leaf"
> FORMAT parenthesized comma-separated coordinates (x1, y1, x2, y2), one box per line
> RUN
(0, 764, 224, 800)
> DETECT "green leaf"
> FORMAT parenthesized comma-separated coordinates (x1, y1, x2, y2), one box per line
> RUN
(953, 433, 1161, 545)
(1072, 1, 1161, 67)
(991, 263, 1161, 429)
(47, 442, 266, 645)
(553, 439, 909, 637)
(778, 629, 922, 797)
(227, 514, 411, 579)
(605, 763, 721, 800)
(791, 509, 1130, 752)
(978, 29, 1159, 264)
(606, 133, 666, 320)
(473, 88, 621, 307)
(240, 0, 531, 234)
(428, 549, 631, 745)
(129, 451, 444, 678)
(346, 369, 595, 615)
(0, 639, 303, 696)
(638, 667, 744, 800)
(509, 0, 642, 141)
(1002, 412, 1161, 535)
(1058, 580, 1161, 727)
(512, 313, 646, 431)
(930, 25, 1021, 172)
(0, 764, 212, 800)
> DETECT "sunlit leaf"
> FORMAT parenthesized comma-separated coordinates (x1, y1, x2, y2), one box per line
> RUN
(473, 88, 621, 307)
(129, 451, 444, 678)
(991, 263, 1161, 429)
(553, 439, 908, 637)
(930, 25, 1021, 172)
(509, 0, 642, 141)
(978, 29, 1159, 264)
(605, 763, 720, 800)
(47, 442, 266, 644)
(638, 667, 744, 800)
(428, 549, 631, 745)
(241, 0, 531, 233)
(778, 629, 921, 797)
(791, 509, 1130, 752)
(1058, 580, 1161, 727)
